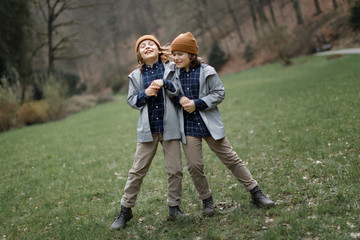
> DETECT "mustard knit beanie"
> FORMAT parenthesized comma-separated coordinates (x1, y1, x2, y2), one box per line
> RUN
(171, 32, 199, 55)
(135, 35, 161, 53)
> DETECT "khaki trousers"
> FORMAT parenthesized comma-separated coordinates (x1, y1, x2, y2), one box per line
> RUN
(182, 136, 258, 200)
(121, 134, 183, 208)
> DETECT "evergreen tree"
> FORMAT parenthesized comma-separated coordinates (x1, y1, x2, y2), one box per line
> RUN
(208, 41, 228, 71)
(0, 0, 32, 80)
(349, 1, 360, 30)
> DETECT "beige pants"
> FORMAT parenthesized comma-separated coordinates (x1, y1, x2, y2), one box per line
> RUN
(121, 134, 183, 208)
(182, 136, 258, 200)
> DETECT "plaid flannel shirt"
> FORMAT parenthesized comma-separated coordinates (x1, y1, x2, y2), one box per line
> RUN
(178, 66, 211, 138)
(136, 61, 176, 134)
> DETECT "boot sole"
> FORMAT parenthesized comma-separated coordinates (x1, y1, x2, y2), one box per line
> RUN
(168, 214, 190, 221)
(110, 215, 133, 230)
(253, 201, 275, 208)
(202, 211, 216, 217)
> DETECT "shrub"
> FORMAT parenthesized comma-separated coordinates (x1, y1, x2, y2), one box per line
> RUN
(32, 83, 43, 100)
(207, 41, 229, 71)
(18, 100, 49, 125)
(0, 77, 20, 132)
(42, 77, 66, 121)
(243, 42, 256, 62)
(15, 76, 67, 126)
(55, 70, 82, 96)
(96, 95, 114, 104)
(62, 94, 114, 117)
(62, 94, 98, 116)
(259, 26, 292, 65)
(111, 79, 125, 93)
(0, 101, 20, 132)
(291, 25, 317, 55)
(31, 69, 84, 98)
(349, 1, 360, 30)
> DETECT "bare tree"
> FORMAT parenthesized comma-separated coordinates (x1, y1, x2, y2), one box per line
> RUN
(254, 0, 269, 28)
(248, 0, 259, 36)
(267, 0, 277, 26)
(226, 0, 245, 43)
(332, 0, 338, 10)
(278, 0, 287, 19)
(313, 0, 322, 15)
(197, 0, 220, 44)
(143, 0, 160, 36)
(291, 0, 304, 25)
(32, 0, 94, 76)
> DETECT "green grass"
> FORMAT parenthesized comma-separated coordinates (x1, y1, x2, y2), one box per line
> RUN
(1, 55, 359, 239)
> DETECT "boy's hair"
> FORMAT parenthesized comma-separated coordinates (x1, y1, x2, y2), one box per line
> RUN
(189, 54, 202, 68)
(137, 43, 173, 73)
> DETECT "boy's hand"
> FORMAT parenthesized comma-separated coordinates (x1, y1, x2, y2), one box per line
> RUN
(151, 79, 164, 87)
(183, 100, 196, 113)
(180, 96, 190, 106)
(145, 85, 160, 96)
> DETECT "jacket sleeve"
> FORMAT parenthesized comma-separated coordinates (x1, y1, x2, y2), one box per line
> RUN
(171, 72, 184, 108)
(126, 73, 146, 110)
(163, 79, 179, 98)
(200, 72, 225, 110)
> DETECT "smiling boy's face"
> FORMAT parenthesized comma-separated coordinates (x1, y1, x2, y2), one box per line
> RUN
(139, 40, 160, 64)
(173, 50, 191, 71)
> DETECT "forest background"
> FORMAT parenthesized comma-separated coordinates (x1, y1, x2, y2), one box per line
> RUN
(1, 0, 360, 132)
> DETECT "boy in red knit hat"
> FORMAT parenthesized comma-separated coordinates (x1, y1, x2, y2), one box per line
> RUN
(171, 32, 274, 216)
(110, 35, 188, 230)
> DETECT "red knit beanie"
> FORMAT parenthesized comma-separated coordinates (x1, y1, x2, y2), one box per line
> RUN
(135, 35, 161, 53)
(171, 32, 199, 55)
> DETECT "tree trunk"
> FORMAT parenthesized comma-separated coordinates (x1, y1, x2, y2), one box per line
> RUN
(143, 0, 159, 36)
(313, 0, 322, 15)
(198, 0, 217, 42)
(226, 0, 245, 43)
(132, 1, 148, 35)
(254, 0, 268, 28)
(267, 0, 277, 26)
(291, 0, 304, 25)
(279, 0, 286, 19)
(248, 0, 259, 36)
(47, 0, 54, 77)
(279, 50, 292, 65)
(332, 0, 338, 10)
(20, 83, 26, 104)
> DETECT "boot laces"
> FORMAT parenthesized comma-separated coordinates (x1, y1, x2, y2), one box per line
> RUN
(253, 189, 268, 200)
(204, 200, 213, 208)
(117, 208, 130, 219)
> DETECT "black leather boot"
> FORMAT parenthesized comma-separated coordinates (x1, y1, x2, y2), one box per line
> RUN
(168, 206, 189, 220)
(110, 205, 133, 230)
(250, 186, 274, 208)
(202, 196, 216, 216)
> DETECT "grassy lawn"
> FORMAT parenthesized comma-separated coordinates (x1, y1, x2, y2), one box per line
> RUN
(1, 54, 359, 240)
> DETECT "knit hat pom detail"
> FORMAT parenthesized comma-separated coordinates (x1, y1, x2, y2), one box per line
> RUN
(171, 32, 198, 55)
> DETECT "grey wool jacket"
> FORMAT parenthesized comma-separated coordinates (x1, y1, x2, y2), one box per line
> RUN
(126, 61, 182, 143)
(174, 63, 226, 143)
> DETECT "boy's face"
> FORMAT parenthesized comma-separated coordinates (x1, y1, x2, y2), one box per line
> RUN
(173, 51, 191, 71)
(138, 40, 159, 64)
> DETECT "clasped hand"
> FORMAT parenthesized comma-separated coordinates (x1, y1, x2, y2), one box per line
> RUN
(145, 81, 195, 113)
(145, 79, 163, 97)
(180, 96, 196, 113)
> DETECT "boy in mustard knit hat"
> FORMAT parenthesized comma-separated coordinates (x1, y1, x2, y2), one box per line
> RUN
(171, 32, 274, 216)
(110, 35, 188, 230)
